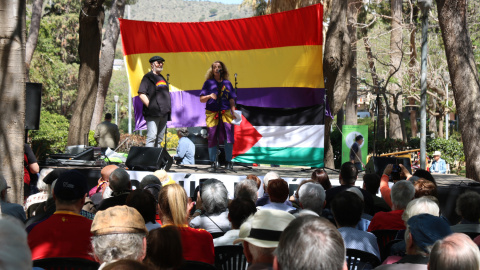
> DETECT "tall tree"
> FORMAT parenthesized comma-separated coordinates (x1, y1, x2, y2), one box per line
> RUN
(323, 0, 352, 168)
(25, 0, 44, 81)
(388, 0, 404, 140)
(90, 0, 127, 131)
(437, 0, 480, 181)
(0, 0, 26, 204)
(68, 0, 105, 146)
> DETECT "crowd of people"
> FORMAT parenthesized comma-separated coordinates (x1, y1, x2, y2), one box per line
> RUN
(1, 160, 480, 270)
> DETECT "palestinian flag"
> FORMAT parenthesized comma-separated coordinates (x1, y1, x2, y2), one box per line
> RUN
(233, 104, 324, 167)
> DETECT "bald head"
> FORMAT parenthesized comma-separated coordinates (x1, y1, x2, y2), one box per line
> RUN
(101, 165, 118, 182)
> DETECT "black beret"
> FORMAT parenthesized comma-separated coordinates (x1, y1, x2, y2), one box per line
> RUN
(149, 56, 165, 63)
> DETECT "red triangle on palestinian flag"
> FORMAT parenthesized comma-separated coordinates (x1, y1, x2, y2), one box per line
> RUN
(233, 114, 263, 158)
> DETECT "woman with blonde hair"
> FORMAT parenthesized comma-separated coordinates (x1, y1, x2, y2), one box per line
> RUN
(199, 60, 237, 171)
(158, 184, 214, 264)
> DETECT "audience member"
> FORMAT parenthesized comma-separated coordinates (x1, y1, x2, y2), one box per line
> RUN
(214, 197, 257, 246)
(91, 205, 148, 269)
(297, 182, 326, 216)
(0, 217, 32, 270)
(235, 178, 258, 203)
(325, 162, 374, 215)
(412, 169, 436, 185)
(345, 187, 373, 231)
(158, 184, 214, 264)
(311, 168, 332, 190)
(289, 179, 314, 208)
(153, 170, 176, 186)
(246, 174, 261, 190)
(190, 179, 231, 233)
(234, 209, 295, 270)
(430, 151, 447, 174)
(89, 165, 119, 199)
(126, 190, 161, 231)
(24, 168, 52, 217)
(261, 179, 296, 213)
(413, 179, 437, 198)
(0, 173, 26, 222)
(368, 180, 415, 232)
(331, 191, 380, 259)
(144, 226, 183, 270)
(374, 214, 451, 270)
(140, 175, 162, 203)
(103, 259, 153, 270)
(94, 113, 120, 149)
(28, 170, 94, 261)
(24, 143, 40, 198)
(174, 127, 195, 165)
(429, 233, 480, 270)
(363, 173, 391, 213)
(256, 172, 292, 207)
(97, 168, 131, 211)
(451, 191, 480, 234)
(273, 215, 347, 270)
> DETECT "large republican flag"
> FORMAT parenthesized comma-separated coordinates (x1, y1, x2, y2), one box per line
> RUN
(119, 4, 325, 130)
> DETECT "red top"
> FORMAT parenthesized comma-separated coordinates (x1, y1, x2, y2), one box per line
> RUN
(28, 211, 95, 261)
(163, 224, 214, 264)
(367, 210, 406, 232)
(380, 174, 393, 208)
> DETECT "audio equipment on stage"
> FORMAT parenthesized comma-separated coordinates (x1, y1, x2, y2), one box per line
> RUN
(125, 146, 173, 171)
(365, 156, 412, 176)
(25, 83, 42, 130)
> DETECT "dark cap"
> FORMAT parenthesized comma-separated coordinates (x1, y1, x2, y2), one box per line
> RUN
(407, 213, 452, 253)
(149, 56, 165, 63)
(43, 168, 69, 185)
(54, 170, 88, 200)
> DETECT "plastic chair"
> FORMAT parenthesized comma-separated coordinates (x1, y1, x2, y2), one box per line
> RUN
(345, 249, 381, 270)
(371, 230, 400, 262)
(33, 257, 100, 270)
(180, 260, 217, 270)
(215, 245, 248, 270)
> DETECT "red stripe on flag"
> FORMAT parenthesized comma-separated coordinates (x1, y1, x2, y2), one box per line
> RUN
(232, 114, 263, 158)
(120, 4, 323, 55)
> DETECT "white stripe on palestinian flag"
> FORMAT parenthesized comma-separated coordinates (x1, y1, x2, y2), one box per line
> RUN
(252, 125, 324, 148)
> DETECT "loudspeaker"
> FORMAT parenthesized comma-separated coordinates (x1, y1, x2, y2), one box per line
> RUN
(187, 127, 226, 165)
(25, 83, 42, 130)
(126, 147, 173, 171)
(365, 156, 412, 177)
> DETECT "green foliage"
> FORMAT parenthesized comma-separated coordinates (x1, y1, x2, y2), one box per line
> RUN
(425, 138, 464, 164)
(30, 110, 70, 159)
(199, 14, 206, 21)
(89, 130, 98, 147)
(209, 8, 218, 16)
(160, 129, 179, 150)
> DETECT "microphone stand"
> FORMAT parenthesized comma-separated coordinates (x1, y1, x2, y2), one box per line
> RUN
(164, 74, 170, 151)
(212, 73, 226, 174)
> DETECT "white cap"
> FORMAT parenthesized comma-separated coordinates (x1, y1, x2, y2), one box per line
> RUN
(433, 151, 441, 156)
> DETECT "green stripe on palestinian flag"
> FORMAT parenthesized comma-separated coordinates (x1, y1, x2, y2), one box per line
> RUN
(233, 104, 324, 167)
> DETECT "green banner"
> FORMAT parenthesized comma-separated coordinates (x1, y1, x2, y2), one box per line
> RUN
(342, 125, 368, 169)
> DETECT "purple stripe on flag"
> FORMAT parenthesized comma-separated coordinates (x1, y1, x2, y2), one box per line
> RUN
(134, 87, 328, 130)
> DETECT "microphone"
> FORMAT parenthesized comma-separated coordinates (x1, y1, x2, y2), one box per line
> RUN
(234, 73, 237, 78)
(218, 69, 223, 74)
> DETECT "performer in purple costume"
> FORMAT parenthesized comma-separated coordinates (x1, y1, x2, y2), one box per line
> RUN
(200, 61, 237, 171)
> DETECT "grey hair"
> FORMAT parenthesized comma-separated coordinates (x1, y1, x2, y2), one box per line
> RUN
(140, 175, 161, 190)
(91, 233, 145, 264)
(455, 191, 480, 222)
(247, 243, 275, 262)
(109, 168, 131, 192)
(429, 233, 480, 270)
(263, 171, 279, 187)
(0, 217, 32, 269)
(298, 183, 326, 215)
(234, 179, 258, 203)
(202, 179, 229, 214)
(402, 197, 440, 223)
(391, 180, 415, 210)
(275, 216, 345, 270)
(37, 168, 54, 191)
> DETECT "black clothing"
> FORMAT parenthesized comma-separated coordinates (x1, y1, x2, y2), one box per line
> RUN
(138, 71, 171, 117)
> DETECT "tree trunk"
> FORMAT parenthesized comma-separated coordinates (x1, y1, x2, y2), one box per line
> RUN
(409, 98, 418, 137)
(25, 0, 43, 81)
(388, 0, 404, 140)
(90, 0, 126, 131)
(363, 33, 385, 138)
(0, 0, 26, 204)
(68, 0, 105, 146)
(408, 7, 418, 139)
(438, 115, 444, 138)
(438, 0, 480, 181)
(345, 0, 362, 126)
(337, 106, 344, 130)
(323, 0, 352, 168)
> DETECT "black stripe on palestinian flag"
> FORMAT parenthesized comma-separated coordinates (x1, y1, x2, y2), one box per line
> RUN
(235, 104, 324, 127)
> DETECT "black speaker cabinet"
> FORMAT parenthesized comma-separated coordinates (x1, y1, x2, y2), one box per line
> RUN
(25, 83, 42, 130)
(365, 156, 412, 176)
(187, 127, 226, 165)
(126, 146, 173, 171)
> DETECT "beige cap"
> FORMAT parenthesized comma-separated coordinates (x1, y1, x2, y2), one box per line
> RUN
(91, 205, 147, 236)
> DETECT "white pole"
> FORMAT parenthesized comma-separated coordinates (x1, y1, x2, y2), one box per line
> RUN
(114, 95, 119, 125)
(127, 5, 133, 135)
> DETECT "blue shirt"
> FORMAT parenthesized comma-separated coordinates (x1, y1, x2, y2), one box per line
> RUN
(431, 158, 446, 174)
(338, 226, 381, 259)
(176, 137, 195, 165)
